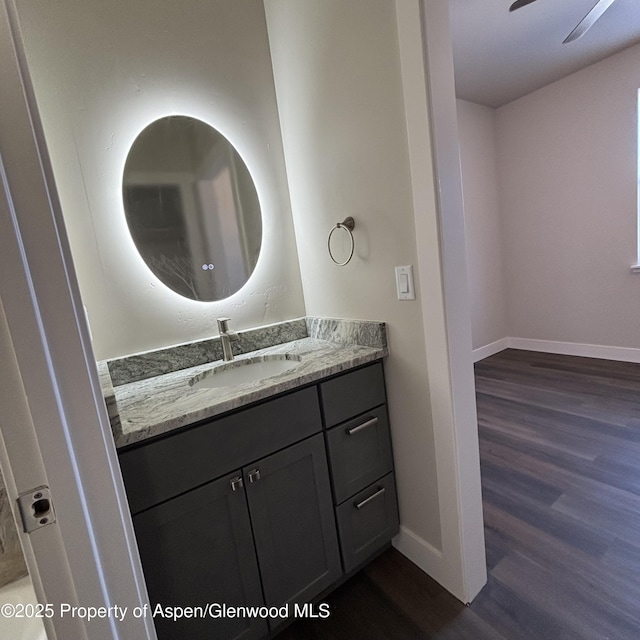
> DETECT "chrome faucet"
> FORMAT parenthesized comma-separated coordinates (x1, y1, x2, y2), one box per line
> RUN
(217, 317, 239, 362)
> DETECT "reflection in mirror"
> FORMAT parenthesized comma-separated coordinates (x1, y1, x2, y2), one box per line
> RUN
(123, 116, 262, 301)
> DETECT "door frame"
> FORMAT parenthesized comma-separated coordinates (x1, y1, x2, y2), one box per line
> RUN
(0, 2, 155, 638)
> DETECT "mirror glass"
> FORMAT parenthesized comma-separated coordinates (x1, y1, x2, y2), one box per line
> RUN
(123, 116, 262, 301)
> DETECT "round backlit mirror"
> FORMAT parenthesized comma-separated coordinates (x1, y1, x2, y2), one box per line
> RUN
(122, 116, 262, 301)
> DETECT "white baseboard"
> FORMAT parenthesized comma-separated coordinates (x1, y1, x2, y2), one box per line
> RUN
(508, 337, 640, 362)
(473, 336, 640, 364)
(392, 526, 467, 603)
(471, 337, 510, 362)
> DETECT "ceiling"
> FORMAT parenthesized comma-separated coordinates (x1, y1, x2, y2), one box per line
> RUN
(449, 0, 640, 108)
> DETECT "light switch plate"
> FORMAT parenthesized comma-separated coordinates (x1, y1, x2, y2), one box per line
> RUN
(395, 265, 415, 300)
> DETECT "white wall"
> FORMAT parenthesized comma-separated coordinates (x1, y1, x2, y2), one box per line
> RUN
(265, 0, 487, 602)
(265, 0, 442, 551)
(457, 100, 508, 351)
(496, 43, 640, 351)
(459, 42, 640, 356)
(16, 0, 305, 361)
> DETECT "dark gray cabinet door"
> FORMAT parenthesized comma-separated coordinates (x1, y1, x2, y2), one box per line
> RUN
(244, 434, 342, 610)
(133, 471, 267, 640)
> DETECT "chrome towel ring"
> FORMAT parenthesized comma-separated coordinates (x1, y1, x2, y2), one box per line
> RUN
(327, 217, 355, 266)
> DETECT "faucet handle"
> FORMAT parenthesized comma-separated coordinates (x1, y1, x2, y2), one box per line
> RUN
(217, 317, 231, 333)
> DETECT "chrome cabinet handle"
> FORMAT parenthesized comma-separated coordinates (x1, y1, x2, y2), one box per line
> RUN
(248, 469, 261, 483)
(230, 476, 243, 492)
(346, 416, 378, 436)
(354, 486, 386, 510)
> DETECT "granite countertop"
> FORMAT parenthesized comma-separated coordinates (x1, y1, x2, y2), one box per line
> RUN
(102, 318, 388, 449)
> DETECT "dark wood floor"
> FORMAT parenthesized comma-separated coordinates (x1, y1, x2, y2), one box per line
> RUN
(280, 349, 640, 639)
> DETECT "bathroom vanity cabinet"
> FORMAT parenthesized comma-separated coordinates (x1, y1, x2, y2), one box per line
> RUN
(320, 366, 398, 573)
(118, 361, 398, 640)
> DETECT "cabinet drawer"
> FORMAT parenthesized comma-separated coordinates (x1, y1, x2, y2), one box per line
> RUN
(335, 473, 399, 573)
(320, 362, 386, 428)
(119, 386, 322, 514)
(326, 405, 393, 504)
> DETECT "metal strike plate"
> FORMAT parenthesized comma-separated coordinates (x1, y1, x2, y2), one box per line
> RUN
(17, 486, 56, 533)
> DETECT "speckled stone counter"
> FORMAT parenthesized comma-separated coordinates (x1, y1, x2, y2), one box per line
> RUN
(101, 318, 387, 449)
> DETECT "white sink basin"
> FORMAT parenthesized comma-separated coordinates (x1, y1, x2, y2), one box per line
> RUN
(190, 354, 302, 389)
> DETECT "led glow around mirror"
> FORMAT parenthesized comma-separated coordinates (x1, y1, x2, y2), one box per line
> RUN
(123, 116, 262, 301)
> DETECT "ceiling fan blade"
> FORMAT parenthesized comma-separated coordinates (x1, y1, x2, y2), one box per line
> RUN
(509, 0, 538, 11)
(563, 0, 617, 43)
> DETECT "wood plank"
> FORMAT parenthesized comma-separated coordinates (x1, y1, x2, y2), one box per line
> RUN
(482, 502, 640, 622)
(491, 552, 640, 640)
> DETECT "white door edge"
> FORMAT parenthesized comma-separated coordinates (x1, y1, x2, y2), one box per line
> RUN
(0, 2, 155, 638)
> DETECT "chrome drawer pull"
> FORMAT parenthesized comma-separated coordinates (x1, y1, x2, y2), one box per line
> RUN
(230, 476, 243, 492)
(346, 416, 378, 436)
(354, 486, 386, 510)
(248, 468, 261, 483)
